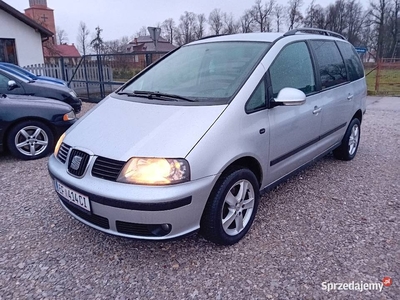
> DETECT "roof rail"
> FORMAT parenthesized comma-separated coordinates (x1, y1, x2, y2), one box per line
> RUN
(283, 28, 346, 40)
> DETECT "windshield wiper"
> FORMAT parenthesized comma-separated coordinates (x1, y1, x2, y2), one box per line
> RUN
(132, 90, 197, 102)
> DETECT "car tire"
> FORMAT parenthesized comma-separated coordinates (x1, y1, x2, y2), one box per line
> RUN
(7, 120, 54, 160)
(333, 118, 361, 161)
(200, 167, 260, 245)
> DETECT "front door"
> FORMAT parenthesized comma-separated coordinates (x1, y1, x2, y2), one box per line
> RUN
(265, 41, 322, 184)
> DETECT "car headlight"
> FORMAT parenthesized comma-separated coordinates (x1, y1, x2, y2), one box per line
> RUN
(117, 158, 190, 185)
(69, 90, 77, 98)
(63, 110, 76, 121)
(54, 133, 65, 156)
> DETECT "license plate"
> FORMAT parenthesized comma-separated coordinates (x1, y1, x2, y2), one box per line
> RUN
(54, 180, 91, 213)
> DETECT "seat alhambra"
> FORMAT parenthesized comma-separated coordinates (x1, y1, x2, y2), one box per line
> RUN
(48, 28, 367, 245)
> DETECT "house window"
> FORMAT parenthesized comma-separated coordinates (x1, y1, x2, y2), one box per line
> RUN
(0, 39, 18, 65)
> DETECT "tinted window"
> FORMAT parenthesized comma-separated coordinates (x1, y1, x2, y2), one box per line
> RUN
(245, 79, 266, 113)
(310, 40, 347, 89)
(336, 42, 364, 81)
(269, 42, 316, 97)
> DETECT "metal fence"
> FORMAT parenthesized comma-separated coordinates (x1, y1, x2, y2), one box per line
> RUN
(364, 58, 400, 96)
(25, 51, 170, 102)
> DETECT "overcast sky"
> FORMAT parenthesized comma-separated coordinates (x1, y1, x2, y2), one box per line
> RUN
(6, 0, 370, 43)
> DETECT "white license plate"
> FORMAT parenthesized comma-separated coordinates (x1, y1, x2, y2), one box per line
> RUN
(54, 180, 91, 213)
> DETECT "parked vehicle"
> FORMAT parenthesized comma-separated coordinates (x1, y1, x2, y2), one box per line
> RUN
(48, 29, 367, 245)
(0, 68, 81, 113)
(0, 62, 67, 86)
(0, 94, 76, 160)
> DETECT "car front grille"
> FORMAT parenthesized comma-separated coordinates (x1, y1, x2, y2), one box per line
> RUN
(57, 143, 71, 163)
(60, 197, 110, 229)
(91, 156, 125, 181)
(67, 149, 90, 177)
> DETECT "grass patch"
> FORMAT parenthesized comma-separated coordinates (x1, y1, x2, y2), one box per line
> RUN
(365, 67, 400, 96)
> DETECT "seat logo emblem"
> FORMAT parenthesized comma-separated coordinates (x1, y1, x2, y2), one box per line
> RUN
(70, 155, 83, 170)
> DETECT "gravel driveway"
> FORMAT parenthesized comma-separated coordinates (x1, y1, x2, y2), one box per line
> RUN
(1, 97, 399, 299)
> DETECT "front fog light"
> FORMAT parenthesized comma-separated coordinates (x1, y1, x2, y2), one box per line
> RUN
(117, 157, 190, 185)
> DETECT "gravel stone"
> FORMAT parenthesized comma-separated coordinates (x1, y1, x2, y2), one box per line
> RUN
(0, 97, 399, 299)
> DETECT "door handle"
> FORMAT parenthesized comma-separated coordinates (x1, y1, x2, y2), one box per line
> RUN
(347, 94, 354, 101)
(313, 106, 322, 114)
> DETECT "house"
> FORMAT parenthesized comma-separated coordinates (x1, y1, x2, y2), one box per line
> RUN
(0, 0, 53, 66)
(43, 43, 81, 65)
(122, 36, 177, 68)
(124, 36, 177, 53)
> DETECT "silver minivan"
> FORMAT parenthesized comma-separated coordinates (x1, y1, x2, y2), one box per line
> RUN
(48, 29, 367, 245)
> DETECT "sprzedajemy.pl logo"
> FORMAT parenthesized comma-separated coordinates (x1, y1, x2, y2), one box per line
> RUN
(322, 277, 392, 292)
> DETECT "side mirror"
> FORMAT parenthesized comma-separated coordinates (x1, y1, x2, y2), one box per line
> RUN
(274, 87, 306, 106)
(8, 80, 18, 91)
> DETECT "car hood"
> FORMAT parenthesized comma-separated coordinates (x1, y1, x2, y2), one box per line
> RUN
(29, 80, 71, 92)
(3, 94, 72, 110)
(64, 96, 227, 161)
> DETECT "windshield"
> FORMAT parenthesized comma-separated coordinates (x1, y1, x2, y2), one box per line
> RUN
(120, 41, 270, 104)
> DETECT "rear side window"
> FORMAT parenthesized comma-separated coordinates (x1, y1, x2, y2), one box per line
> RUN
(310, 40, 347, 89)
(269, 42, 316, 97)
(336, 42, 364, 81)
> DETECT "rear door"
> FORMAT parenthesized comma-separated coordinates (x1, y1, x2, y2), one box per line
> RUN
(266, 41, 323, 183)
(308, 40, 354, 151)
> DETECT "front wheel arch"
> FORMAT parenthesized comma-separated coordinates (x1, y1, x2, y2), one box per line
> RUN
(200, 167, 260, 245)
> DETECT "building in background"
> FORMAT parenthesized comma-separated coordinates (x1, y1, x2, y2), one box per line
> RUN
(24, 0, 80, 65)
(0, 0, 52, 66)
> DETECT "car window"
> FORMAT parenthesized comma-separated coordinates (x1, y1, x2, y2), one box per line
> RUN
(0, 73, 10, 88)
(336, 42, 364, 81)
(245, 79, 266, 113)
(310, 40, 348, 89)
(269, 42, 316, 98)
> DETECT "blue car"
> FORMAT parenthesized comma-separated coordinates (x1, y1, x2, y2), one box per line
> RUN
(0, 62, 67, 86)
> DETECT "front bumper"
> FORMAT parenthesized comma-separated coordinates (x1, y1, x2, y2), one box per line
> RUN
(48, 154, 217, 240)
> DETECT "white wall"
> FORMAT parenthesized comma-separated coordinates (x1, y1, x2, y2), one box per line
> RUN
(0, 9, 45, 67)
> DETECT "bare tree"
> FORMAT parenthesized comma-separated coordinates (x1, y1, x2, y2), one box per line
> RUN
(251, 0, 275, 32)
(304, 0, 316, 27)
(223, 13, 240, 34)
(370, 0, 392, 59)
(287, 0, 304, 30)
(162, 18, 176, 43)
(135, 26, 148, 37)
(274, 4, 285, 32)
(103, 36, 129, 54)
(345, 0, 366, 44)
(77, 21, 90, 55)
(209, 8, 224, 35)
(56, 27, 68, 45)
(325, 0, 347, 34)
(195, 13, 207, 39)
(388, 0, 400, 57)
(240, 10, 255, 33)
(175, 11, 197, 45)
